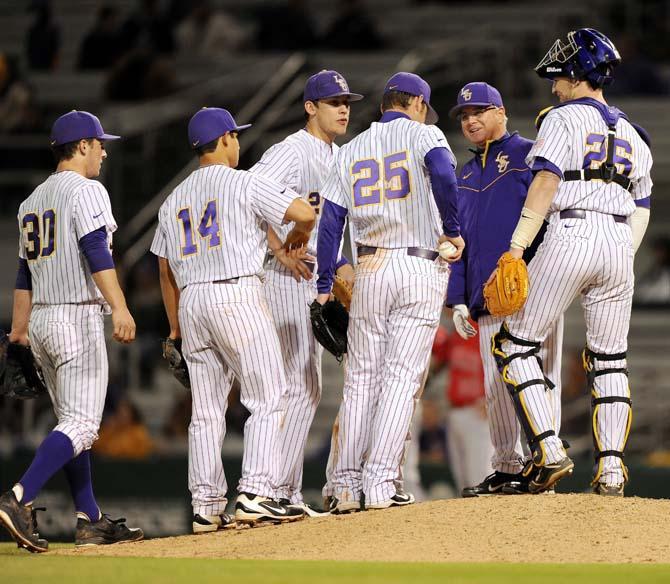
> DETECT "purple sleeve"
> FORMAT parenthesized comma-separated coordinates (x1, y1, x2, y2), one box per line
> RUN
(335, 254, 350, 270)
(316, 200, 348, 294)
(15, 258, 32, 291)
(635, 196, 651, 209)
(79, 226, 115, 273)
(531, 156, 563, 179)
(446, 258, 466, 307)
(425, 148, 460, 237)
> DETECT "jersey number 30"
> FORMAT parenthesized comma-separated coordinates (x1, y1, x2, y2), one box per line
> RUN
(177, 201, 220, 256)
(352, 152, 411, 207)
(22, 210, 56, 260)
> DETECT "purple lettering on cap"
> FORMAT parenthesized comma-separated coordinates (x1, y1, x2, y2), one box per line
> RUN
(187, 107, 252, 149)
(303, 70, 364, 103)
(50, 110, 121, 146)
(449, 82, 504, 119)
(383, 72, 439, 124)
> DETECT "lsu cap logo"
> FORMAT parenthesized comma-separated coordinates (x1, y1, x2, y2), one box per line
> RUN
(334, 75, 349, 92)
(460, 88, 472, 101)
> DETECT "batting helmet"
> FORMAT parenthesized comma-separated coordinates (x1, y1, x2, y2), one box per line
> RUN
(535, 28, 621, 87)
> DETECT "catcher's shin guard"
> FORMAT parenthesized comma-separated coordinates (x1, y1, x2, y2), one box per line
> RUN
(582, 348, 632, 485)
(492, 324, 555, 466)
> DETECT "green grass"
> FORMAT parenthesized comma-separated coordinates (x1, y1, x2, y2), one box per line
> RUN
(2, 544, 670, 584)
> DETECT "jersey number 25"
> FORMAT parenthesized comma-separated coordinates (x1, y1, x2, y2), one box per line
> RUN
(351, 152, 411, 207)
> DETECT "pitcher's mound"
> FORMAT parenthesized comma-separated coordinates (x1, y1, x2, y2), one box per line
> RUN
(58, 495, 670, 563)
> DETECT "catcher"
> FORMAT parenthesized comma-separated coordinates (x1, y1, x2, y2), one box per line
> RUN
(446, 82, 564, 497)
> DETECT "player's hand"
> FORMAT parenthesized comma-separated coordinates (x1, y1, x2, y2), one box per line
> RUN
(452, 304, 476, 339)
(274, 247, 315, 282)
(112, 307, 136, 344)
(316, 292, 330, 305)
(8, 331, 29, 346)
(508, 247, 524, 259)
(439, 234, 465, 263)
(284, 226, 311, 251)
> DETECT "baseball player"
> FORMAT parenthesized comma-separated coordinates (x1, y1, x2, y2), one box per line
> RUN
(151, 107, 315, 527)
(0, 111, 143, 552)
(249, 70, 361, 517)
(315, 72, 463, 512)
(491, 29, 652, 496)
(446, 83, 564, 497)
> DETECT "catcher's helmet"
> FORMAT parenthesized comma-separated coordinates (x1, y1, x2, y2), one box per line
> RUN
(535, 28, 620, 86)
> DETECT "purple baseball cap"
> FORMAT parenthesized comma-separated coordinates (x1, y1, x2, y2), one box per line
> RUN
(383, 72, 439, 124)
(188, 107, 251, 149)
(303, 70, 363, 103)
(50, 110, 120, 146)
(449, 82, 504, 119)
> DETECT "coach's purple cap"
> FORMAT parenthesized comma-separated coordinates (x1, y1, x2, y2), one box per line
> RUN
(303, 70, 363, 103)
(50, 110, 120, 146)
(383, 72, 438, 124)
(188, 107, 251, 149)
(449, 82, 504, 119)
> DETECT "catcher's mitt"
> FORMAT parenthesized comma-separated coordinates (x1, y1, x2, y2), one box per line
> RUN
(483, 252, 529, 317)
(0, 333, 47, 400)
(332, 275, 353, 312)
(162, 337, 190, 389)
(310, 299, 348, 362)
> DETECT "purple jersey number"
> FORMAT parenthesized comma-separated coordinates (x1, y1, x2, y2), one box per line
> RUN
(583, 133, 633, 176)
(22, 210, 56, 260)
(308, 191, 321, 214)
(352, 152, 411, 207)
(178, 200, 221, 256)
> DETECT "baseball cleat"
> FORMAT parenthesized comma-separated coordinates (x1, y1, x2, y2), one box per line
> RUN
(75, 514, 144, 546)
(366, 492, 415, 510)
(462, 471, 528, 497)
(279, 500, 330, 518)
(593, 483, 624, 497)
(529, 456, 574, 494)
(192, 513, 236, 534)
(0, 490, 49, 553)
(328, 497, 362, 515)
(234, 493, 304, 525)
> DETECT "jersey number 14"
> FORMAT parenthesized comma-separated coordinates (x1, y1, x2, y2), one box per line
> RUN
(177, 201, 220, 256)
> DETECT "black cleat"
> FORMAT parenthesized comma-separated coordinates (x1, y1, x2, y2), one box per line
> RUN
(0, 490, 48, 553)
(593, 483, 624, 497)
(462, 471, 528, 497)
(366, 492, 415, 510)
(75, 514, 144, 546)
(529, 456, 574, 493)
(234, 493, 304, 525)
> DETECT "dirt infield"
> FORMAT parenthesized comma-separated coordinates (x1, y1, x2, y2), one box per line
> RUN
(57, 495, 670, 563)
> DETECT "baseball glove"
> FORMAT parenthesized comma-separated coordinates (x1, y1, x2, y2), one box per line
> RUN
(161, 338, 190, 389)
(0, 333, 47, 400)
(331, 275, 353, 312)
(483, 252, 529, 317)
(310, 299, 348, 362)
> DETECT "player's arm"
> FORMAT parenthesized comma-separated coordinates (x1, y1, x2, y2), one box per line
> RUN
(10, 258, 32, 345)
(316, 199, 348, 304)
(424, 145, 464, 262)
(79, 227, 136, 343)
(158, 257, 181, 339)
(282, 197, 316, 250)
(507, 170, 559, 259)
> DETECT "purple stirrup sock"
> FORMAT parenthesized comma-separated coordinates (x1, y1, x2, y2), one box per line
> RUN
(64, 450, 101, 521)
(18, 431, 75, 503)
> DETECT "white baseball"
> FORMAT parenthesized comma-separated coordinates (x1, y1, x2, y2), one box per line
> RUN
(439, 241, 458, 260)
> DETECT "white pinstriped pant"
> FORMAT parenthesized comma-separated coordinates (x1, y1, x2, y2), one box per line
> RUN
(29, 303, 108, 457)
(264, 260, 322, 503)
(180, 278, 286, 515)
(332, 249, 448, 506)
(478, 314, 563, 474)
(502, 211, 633, 484)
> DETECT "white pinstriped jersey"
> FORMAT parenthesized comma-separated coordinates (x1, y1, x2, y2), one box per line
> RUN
(150, 164, 298, 289)
(250, 129, 338, 255)
(320, 117, 456, 249)
(17, 170, 116, 305)
(527, 104, 653, 216)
